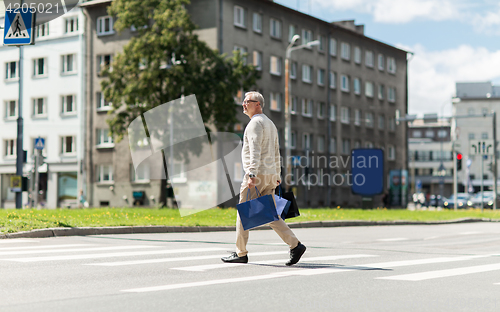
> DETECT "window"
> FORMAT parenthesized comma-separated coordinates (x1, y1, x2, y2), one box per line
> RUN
(353, 78, 361, 95)
(425, 130, 434, 138)
(97, 129, 114, 147)
(61, 136, 76, 155)
(378, 54, 384, 71)
(388, 145, 395, 160)
(291, 131, 297, 149)
(329, 38, 337, 56)
(131, 162, 150, 182)
(354, 109, 361, 125)
(302, 29, 312, 45)
(482, 132, 489, 139)
(317, 102, 325, 119)
(388, 87, 396, 102)
(61, 54, 76, 74)
(467, 108, 475, 115)
(413, 130, 422, 138)
(62, 95, 76, 114)
(341, 107, 350, 124)
(97, 16, 114, 36)
(33, 58, 46, 77)
(378, 85, 384, 100)
(318, 135, 325, 152)
(5, 61, 18, 80)
(342, 139, 350, 155)
(365, 51, 374, 67)
(32, 98, 46, 117)
(234, 6, 246, 27)
(365, 141, 374, 148)
(302, 99, 313, 117)
(270, 92, 282, 111)
(234, 46, 247, 64)
(97, 54, 113, 75)
(365, 112, 374, 127)
(378, 115, 385, 130)
(253, 13, 262, 33)
(290, 62, 297, 79)
(318, 35, 326, 52)
(302, 64, 312, 83)
(329, 71, 336, 89)
(341, 42, 350, 60)
(303, 133, 311, 150)
(317, 69, 325, 86)
(387, 57, 396, 73)
(270, 56, 282, 75)
(469, 133, 475, 140)
(270, 18, 282, 38)
(329, 138, 336, 154)
(65, 16, 78, 34)
(233, 163, 244, 182)
(354, 47, 361, 64)
(365, 81, 374, 98)
(4, 139, 16, 157)
(289, 24, 297, 42)
(437, 130, 447, 138)
(330, 104, 336, 121)
(5, 100, 17, 119)
(97, 92, 111, 111)
(97, 164, 113, 182)
(354, 140, 361, 148)
(36, 22, 49, 38)
(341, 75, 349, 92)
(389, 117, 396, 131)
(253, 51, 262, 71)
(291, 96, 298, 114)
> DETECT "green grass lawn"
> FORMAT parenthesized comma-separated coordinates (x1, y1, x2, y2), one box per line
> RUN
(1, 207, 500, 234)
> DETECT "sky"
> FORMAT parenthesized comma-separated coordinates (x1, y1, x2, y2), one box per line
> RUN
(275, 0, 500, 117)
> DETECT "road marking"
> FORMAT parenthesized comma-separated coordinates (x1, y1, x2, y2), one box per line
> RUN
(0, 244, 93, 251)
(1, 247, 227, 262)
(122, 254, 494, 293)
(0, 245, 157, 256)
(494, 282, 500, 285)
(86, 251, 289, 267)
(459, 231, 483, 235)
(0, 239, 39, 244)
(376, 238, 409, 242)
(424, 236, 440, 240)
(172, 254, 378, 272)
(377, 263, 500, 281)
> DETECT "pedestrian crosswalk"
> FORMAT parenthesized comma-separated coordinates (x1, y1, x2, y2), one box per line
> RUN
(1, 239, 500, 293)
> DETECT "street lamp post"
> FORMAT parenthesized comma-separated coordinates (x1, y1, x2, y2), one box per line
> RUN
(284, 36, 320, 191)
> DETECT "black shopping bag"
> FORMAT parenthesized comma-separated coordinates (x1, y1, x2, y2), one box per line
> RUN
(275, 187, 300, 220)
(237, 187, 279, 231)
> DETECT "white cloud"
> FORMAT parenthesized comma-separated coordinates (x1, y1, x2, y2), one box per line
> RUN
(402, 44, 500, 116)
(470, 3, 500, 35)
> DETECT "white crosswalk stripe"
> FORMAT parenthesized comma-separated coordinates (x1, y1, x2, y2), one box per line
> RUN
(172, 254, 378, 272)
(86, 251, 289, 267)
(376, 238, 409, 242)
(0, 239, 39, 244)
(0, 245, 157, 256)
(0, 244, 94, 252)
(2, 247, 227, 262)
(377, 263, 500, 281)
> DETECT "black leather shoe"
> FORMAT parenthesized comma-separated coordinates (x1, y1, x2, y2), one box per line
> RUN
(286, 242, 306, 266)
(221, 252, 248, 263)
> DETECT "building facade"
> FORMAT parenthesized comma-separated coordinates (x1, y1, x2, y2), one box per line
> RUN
(0, 8, 86, 208)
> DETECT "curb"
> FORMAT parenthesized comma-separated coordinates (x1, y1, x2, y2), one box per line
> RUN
(1, 218, 497, 239)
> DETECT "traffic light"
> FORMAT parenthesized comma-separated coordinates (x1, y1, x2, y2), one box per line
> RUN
(456, 153, 462, 171)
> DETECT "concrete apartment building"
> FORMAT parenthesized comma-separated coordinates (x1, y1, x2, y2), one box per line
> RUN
(408, 118, 453, 198)
(0, 8, 86, 208)
(453, 81, 500, 193)
(79, 0, 409, 208)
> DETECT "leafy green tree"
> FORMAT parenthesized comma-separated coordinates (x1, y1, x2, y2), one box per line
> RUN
(101, 0, 259, 206)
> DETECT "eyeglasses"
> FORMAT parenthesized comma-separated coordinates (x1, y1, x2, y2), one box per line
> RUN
(243, 100, 259, 105)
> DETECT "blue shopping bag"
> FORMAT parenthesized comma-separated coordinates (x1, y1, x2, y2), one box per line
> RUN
(237, 187, 279, 231)
(274, 184, 291, 219)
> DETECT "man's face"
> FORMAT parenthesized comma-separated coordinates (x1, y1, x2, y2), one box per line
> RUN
(242, 95, 260, 116)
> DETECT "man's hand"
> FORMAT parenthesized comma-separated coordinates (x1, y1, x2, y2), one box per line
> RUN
(277, 179, 281, 186)
(248, 177, 257, 189)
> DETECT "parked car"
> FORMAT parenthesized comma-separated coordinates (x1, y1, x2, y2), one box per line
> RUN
(428, 195, 446, 207)
(467, 191, 499, 208)
(443, 193, 470, 209)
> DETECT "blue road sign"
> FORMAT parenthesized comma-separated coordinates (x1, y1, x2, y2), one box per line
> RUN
(3, 9, 35, 46)
(35, 137, 45, 150)
(351, 148, 384, 196)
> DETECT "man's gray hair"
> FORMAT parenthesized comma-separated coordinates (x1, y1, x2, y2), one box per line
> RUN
(245, 91, 265, 108)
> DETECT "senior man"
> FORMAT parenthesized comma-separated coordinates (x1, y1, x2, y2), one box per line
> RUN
(221, 91, 306, 266)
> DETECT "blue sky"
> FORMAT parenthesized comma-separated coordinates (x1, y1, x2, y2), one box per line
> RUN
(276, 0, 500, 116)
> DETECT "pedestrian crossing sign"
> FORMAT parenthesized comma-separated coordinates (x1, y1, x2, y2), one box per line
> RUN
(35, 137, 45, 150)
(3, 9, 36, 46)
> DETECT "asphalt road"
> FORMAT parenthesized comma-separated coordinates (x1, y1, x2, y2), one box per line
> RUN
(1, 223, 500, 312)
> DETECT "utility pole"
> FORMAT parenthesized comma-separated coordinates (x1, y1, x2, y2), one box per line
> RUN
(493, 111, 497, 210)
(15, 44, 24, 209)
(33, 149, 40, 208)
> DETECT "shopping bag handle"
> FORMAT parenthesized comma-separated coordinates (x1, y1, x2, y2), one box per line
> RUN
(246, 187, 262, 201)
(277, 183, 282, 198)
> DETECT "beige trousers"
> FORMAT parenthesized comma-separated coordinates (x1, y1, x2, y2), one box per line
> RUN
(236, 174, 299, 257)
